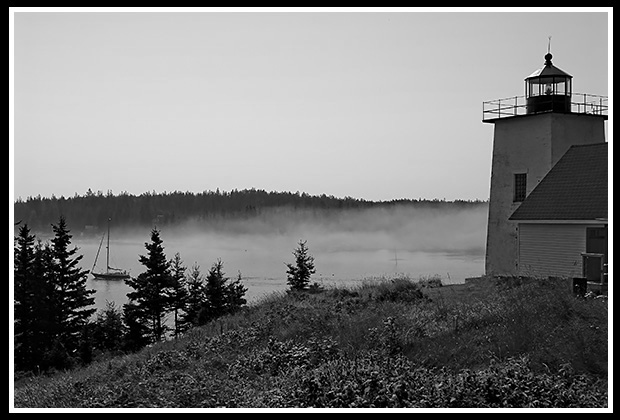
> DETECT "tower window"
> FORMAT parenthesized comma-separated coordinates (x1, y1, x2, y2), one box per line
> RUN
(514, 173, 527, 202)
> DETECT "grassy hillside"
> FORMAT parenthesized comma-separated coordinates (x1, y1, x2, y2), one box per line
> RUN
(13, 276, 608, 408)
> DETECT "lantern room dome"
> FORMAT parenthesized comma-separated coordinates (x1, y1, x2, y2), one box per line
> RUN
(525, 53, 572, 81)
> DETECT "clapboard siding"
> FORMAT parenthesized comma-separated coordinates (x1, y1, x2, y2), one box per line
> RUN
(518, 224, 586, 278)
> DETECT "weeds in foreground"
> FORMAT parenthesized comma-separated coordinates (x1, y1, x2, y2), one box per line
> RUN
(283, 353, 605, 408)
(13, 275, 608, 408)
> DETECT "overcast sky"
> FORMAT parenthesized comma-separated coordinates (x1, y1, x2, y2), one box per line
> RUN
(10, 8, 610, 202)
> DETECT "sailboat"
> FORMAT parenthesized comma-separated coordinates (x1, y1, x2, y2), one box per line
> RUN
(90, 218, 130, 280)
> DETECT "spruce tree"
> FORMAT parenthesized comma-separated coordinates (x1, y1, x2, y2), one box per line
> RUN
(169, 252, 188, 338)
(126, 228, 173, 343)
(122, 301, 150, 352)
(91, 301, 125, 354)
(49, 216, 96, 363)
(14, 224, 37, 371)
(285, 240, 316, 291)
(198, 260, 247, 325)
(31, 240, 56, 371)
(181, 263, 206, 329)
(199, 259, 228, 324)
(226, 271, 248, 314)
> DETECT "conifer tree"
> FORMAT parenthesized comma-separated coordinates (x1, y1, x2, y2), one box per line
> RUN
(126, 228, 173, 343)
(14, 224, 37, 371)
(49, 216, 96, 362)
(199, 259, 228, 324)
(181, 263, 206, 329)
(30, 240, 56, 370)
(122, 301, 150, 352)
(226, 271, 248, 314)
(285, 240, 316, 291)
(91, 301, 125, 354)
(198, 259, 247, 325)
(169, 252, 188, 338)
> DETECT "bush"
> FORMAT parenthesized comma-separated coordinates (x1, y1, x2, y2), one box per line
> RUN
(417, 274, 443, 288)
(365, 277, 427, 303)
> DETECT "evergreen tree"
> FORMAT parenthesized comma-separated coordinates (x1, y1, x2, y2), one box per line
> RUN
(122, 301, 150, 352)
(199, 259, 228, 324)
(31, 240, 56, 371)
(78, 323, 93, 366)
(181, 263, 206, 329)
(226, 271, 248, 314)
(126, 228, 173, 343)
(169, 252, 188, 338)
(285, 240, 316, 291)
(91, 301, 125, 354)
(198, 260, 247, 325)
(49, 216, 96, 363)
(14, 224, 37, 371)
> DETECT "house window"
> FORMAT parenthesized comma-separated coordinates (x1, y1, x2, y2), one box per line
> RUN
(513, 173, 527, 202)
(586, 227, 606, 254)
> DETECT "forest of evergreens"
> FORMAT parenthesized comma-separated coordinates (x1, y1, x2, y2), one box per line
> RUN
(13, 218, 249, 376)
(13, 188, 486, 233)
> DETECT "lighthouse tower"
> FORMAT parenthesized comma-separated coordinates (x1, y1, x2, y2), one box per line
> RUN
(483, 51, 607, 276)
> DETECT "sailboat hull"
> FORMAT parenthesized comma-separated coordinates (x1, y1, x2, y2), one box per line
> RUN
(91, 271, 130, 281)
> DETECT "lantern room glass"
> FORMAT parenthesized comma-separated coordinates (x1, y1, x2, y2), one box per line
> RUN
(526, 76, 571, 98)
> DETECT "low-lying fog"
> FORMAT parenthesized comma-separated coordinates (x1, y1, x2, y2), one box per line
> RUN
(76, 204, 488, 311)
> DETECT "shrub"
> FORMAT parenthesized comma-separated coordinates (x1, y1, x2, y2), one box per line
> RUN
(417, 274, 443, 288)
(369, 277, 426, 303)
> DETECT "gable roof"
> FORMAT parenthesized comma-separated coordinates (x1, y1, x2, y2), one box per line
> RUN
(509, 143, 608, 221)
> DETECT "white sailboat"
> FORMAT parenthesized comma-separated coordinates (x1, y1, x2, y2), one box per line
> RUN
(90, 218, 130, 280)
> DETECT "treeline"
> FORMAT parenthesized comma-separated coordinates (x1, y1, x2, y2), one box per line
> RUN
(13, 217, 247, 375)
(14, 188, 486, 233)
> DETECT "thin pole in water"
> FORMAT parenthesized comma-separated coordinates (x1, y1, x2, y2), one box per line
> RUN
(106, 218, 111, 273)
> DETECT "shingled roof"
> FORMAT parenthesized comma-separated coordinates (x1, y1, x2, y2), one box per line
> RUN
(509, 143, 608, 221)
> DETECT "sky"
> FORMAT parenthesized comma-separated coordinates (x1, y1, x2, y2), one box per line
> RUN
(10, 8, 611, 202)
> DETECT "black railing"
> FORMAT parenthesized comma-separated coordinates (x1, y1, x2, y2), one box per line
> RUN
(482, 93, 607, 122)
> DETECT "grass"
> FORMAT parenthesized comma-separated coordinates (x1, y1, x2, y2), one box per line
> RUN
(12, 275, 608, 408)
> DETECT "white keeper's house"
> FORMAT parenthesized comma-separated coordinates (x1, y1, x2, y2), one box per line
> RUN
(509, 142, 608, 284)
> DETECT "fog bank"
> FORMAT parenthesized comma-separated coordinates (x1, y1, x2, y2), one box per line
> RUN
(78, 203, 488, 307)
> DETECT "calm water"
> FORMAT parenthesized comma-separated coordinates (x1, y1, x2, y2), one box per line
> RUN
(74, 205, 488, 313)
(78, 236, 484, 313)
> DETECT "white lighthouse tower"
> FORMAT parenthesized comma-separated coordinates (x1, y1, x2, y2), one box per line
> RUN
(483, 51, 607, 276)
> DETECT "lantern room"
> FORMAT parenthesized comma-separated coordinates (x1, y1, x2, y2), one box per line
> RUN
(525, 52, 572, 114)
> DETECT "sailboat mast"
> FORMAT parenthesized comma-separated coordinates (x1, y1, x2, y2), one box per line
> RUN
(106, 218, 111, 273)
(92, 232, 105, 274)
